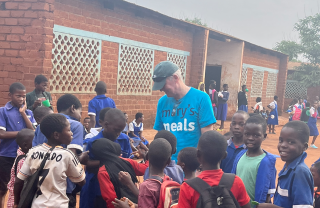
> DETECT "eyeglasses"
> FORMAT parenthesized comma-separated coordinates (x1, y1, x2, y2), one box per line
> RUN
(171, 101, 181, 117)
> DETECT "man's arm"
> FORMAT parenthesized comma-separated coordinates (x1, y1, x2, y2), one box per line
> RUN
(13, 177, 24, 206)
(0, 130, 19, 139)
(201, 124, 213, 134)
(88, 100, 97, 129)
(89, 115, 96, 129)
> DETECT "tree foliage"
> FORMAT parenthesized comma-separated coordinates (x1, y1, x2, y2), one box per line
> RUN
(184, 17, 207, 27)
(274, 13, 320, 87)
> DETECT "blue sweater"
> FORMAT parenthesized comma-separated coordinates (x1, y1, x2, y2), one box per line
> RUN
(231, 149, 278, 203)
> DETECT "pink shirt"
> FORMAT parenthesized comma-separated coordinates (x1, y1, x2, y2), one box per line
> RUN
(138, 175, 170, 208)
(6, 149, 25, 208)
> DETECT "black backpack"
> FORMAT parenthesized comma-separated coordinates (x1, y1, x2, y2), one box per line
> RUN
(18, 147, 54, 208)
(14, 155, 27, 176)
(186, 173, 241, 208)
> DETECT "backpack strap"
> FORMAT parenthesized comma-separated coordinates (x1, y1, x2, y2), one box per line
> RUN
(14, 155, 26, 176)
(148, 175, 163, 183)
(186, 177, 212, 194)
(218, 173, 235, 190)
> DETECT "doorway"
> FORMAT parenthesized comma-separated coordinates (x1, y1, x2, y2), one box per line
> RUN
(205, 65, 222, 93)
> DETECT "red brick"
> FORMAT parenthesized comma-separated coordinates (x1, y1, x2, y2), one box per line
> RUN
(24, 11, 38, 18)
(5, 18, 18, 25)
(10, 57, 23, 65)
(0, 11, 10, 17)
(5, 49, 18, 57)
(10, 11, 25, 18)
(0, 26, 11, 33)
(0, 41, 11, 48)
(18, 18, 31, 26)
(5, 2, 18, 10)
(0, 49, 4, 55)
(11, 26, 24, 34)
(6, 34, 20, 41)
(18, 3, 32, 10)
(10, 42, 26, 49)
(0, 71, 8, 78)
(32, 2, 49, 11)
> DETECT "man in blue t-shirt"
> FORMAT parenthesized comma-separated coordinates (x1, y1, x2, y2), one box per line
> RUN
(88, 81, 116, 128)
(152, 61, 216, 161)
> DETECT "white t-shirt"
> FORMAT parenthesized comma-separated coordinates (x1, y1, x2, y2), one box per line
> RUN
(129, 119, 143, 132)
(269, 101, 277, 109)
(18, 143, 85, 208)
(253, 102, 263, 112)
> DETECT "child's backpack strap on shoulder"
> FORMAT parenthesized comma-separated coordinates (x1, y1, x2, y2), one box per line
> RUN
(186, 177, 212, 195)
(148, 175, 164, 183)
(14, 155, 26, 176)
(218, 173, 235, 190)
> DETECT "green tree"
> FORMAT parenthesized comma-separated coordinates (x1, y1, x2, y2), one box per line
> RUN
(274, 13, 320, 87)
(184, 17, 207, 27)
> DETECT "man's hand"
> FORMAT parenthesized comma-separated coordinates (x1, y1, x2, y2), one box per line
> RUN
(32, 100, 42, 110)
(19, 101, 27, 113)
(119, 171, 133, 186)
(112, 198, 134, 208)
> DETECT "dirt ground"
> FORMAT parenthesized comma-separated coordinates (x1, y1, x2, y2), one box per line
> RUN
(5, 116, 320, 208)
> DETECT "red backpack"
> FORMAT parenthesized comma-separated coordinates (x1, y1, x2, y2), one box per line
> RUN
(148, 175, 181, 208)
(292, 104, 302, 121)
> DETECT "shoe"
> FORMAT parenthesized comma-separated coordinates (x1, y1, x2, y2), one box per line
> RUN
(311, 144, 318, 149)
(217, 129, 223, 131)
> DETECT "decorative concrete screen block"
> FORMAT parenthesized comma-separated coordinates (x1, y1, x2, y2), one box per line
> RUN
(117, 44, 155, 95)
(266, 72, 277, 97)
(50, 32, 101, 93)
(167, 53, 187, 81)
(240, 67, 247, 86)
(285, 80, 307, 99)
(251, 69, 264, 97)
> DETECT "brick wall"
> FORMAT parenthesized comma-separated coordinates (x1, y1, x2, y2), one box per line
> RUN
(242, 45, 287, 115)
(0, 0, 54, 106)
(52, 0, 195, 128)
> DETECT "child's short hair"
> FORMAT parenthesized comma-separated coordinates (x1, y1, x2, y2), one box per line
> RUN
(274, 95, 278, 100)
(232, 110, 249, 120)
(56, 94, 82, 113)
(154, 130, 177, 155)
(148, 138, 172, 169)
(314, 161, 320, 175)
(223, 84, 228, 88)
(256, 97, 261, 102)
(306, 102, 311, 107)
(16, 129, 34, 147)
(104, 108, 126, 124)
(94, 81, 107, 94)
(99, 107, 111, 121)
(283, 121, 310, 143)
(83, 117, 90, 121)
(178, 147, 200, 171)
(34, 75, 48, 84)
(40, 114, 68, 139)
(34, 106, 52, 121)
(245, 115, 267, 134)
(198, 131, 227, 165)
(135, 112, 143, 120)
(9, 82, 25, 94)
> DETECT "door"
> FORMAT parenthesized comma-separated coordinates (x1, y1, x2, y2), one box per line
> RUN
(205, 65, 222, 92)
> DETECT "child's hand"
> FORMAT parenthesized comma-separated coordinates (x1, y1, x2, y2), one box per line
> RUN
(19, 101, 27, 113)
(118, 171, 133, 186)
(32, 99, 41, 109)
(112, 198, 132, 208)
(79, 151, 89, 165)
(129, 138, 134, 143)
(131, 147, 147, 159)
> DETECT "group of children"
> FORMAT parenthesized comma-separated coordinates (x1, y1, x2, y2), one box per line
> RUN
(1, 73, 320, 208)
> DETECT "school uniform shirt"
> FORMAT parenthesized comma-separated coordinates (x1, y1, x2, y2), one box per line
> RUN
(129, 119, 144, 132)
(220, 138, 246, 173)
(143, 160, 184, 184)
(154, 88, 216, 162)
(0, 102, 36, 157)
(232, 149, 277, 205)
(238, 91, 248, 108)
(17, 143, 85, 208)
(253, 102, 263, 113)
(178, 169, 250, 208)
(274, 152, 313, 208)
(138, 175, 171, 208)
(6, 149, 25, 208)
(88, 94, 116, 128)
(97, 158, 149, 208)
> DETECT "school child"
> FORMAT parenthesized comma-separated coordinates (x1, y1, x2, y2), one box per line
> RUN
(122, 112, 129, 135)
(143, 130, 184, 184)
(90, 137, 148, 208)
(238, 85, 248, 112)
(217, 84, 230, 130)
(88, 81, 116, 128)
(253, 97, 263, 114)
(13, 114, 86, 208)
(178, 131, 251, 208)
(308, 101, 319, 149)
(221, 111, 249, 173)
(112, 138, 172, 208)
(209, 81, 219, 117)
(129, 112, 149, 147)
(26, 74, 52, 111)
(231, 116, 277, 206)
(267, 95, 279, 134)
(311, 162, 320, 208)
(6, 129, 34, 208)
(299, 98, 305, 110)
(0, 82, 36, 206)
(177, 147, 200, 180)
(80, 108, 136, 208)
(258, 121, 314, 208)
(83, 117, 90, 134)
(290, 98, 302, 121)
(301, 102, 311, 123)
(32, 106, 54, 147)
(261, 108, 268, 121)
(198, 81, 205, 92)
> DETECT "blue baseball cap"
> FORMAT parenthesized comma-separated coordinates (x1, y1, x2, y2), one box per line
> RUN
(152, 61, 179, 91)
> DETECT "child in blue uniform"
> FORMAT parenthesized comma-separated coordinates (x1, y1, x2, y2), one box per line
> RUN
(258, 121, 313, 208)
(238, 85, 248, 112)
(232, 116, 277, 206)
(267, 95, 279, 134)
(129, 112, 149, 148)
(217, 84, 229, 130)
(308, 101, 319, 149)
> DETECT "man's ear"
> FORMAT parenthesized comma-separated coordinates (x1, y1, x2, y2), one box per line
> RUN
(70, 105, 76, 114)
(8, 93, 12, 97)
(304, 142, 309, 151)
(263, 133, 267, 140)
(53, 131, 59, 141)
(166, 158, 171, 166)
(99, 119, 104, 127)
(179, 162, 185, 170)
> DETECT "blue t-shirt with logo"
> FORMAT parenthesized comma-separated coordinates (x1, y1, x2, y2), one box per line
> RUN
(154, 87, 216, 161)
